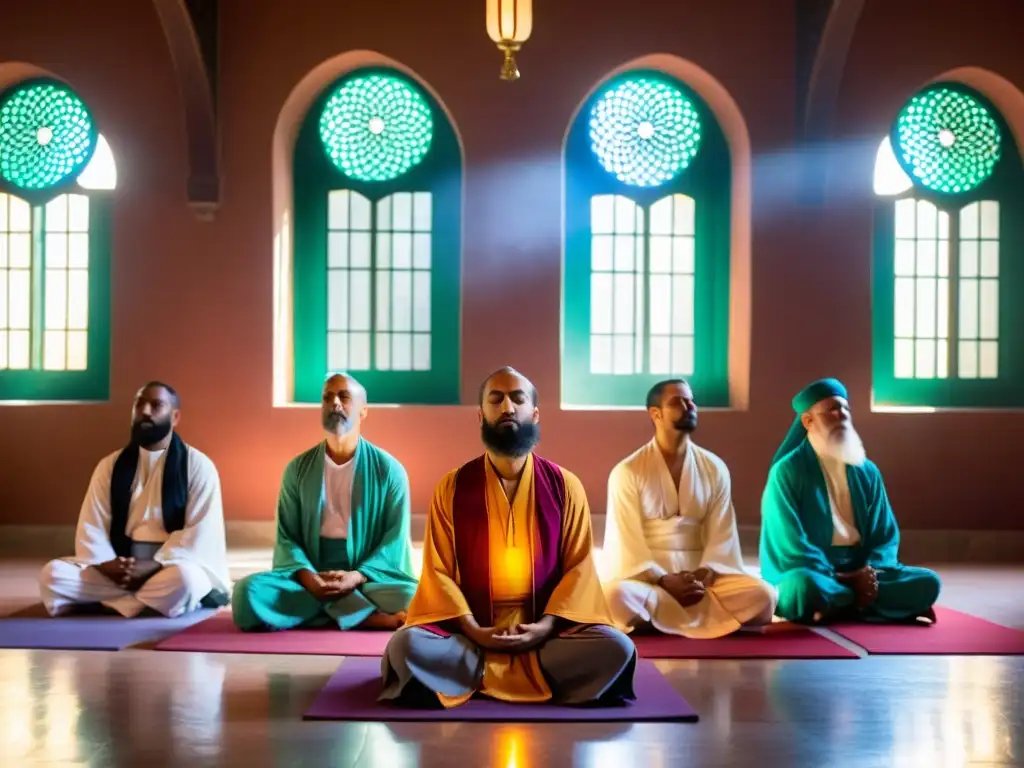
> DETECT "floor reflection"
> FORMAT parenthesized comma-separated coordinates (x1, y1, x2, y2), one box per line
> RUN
(0, 649, 1020, 767)
(0, 558, 1022, 767)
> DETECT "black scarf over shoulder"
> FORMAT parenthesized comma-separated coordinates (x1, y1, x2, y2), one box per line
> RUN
(109, 432, 189, 557)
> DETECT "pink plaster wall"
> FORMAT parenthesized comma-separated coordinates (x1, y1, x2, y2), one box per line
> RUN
(1, 0, 1022, 530)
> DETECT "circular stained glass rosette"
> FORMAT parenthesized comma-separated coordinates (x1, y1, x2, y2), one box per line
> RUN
(319, 74, 434, 183)
(588, 77, 702, 187)
(894, 86, 1001, 194)
(0, 81, 96, 191)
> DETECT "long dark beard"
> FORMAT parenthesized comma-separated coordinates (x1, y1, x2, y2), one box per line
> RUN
(481, 418, 540, 457)
(130, 418, 172, 447)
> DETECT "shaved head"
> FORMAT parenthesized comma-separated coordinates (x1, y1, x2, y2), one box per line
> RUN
(478, 366, 537, 407)
(321, 372, 368, 438)
(324, 372, 366, 402)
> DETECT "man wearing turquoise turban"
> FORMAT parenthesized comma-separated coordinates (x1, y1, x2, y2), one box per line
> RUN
(758, 378, 940, 624)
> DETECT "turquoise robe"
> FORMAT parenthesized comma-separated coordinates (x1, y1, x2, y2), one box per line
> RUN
(232, 439, 419, 631)
(759, 439, 940, 623)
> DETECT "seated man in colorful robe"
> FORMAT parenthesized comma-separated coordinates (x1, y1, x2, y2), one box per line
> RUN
(232, 373, 418, 631)
(603, 379, 777, 638)
(39, 381, 231, 618)
(759, 377, 941, 624)
(380, 367, 636, 708)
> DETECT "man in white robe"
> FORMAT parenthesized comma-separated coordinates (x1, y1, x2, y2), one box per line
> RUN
(38, 381, 231, 618)
(602, 379, 777, 638)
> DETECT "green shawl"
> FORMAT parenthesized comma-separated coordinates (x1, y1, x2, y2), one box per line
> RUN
(271, 438, 417, 587)
(759, 439, 902, 584)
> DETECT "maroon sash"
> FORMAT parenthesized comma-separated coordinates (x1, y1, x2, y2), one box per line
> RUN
(423, 454, 565, 633)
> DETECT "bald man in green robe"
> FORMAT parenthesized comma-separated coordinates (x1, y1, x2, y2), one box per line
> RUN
(231, 373, 418, 631)
(758, 378, 940, 625)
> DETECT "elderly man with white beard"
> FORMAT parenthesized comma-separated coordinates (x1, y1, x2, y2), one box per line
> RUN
(758, 378, 940, 625)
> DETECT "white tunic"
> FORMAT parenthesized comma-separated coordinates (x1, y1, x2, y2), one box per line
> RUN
(59, 441, 231, 599)
(319, 453, 355, 539)
(807, 436, 862, 546)
(602, 439, 777, 638)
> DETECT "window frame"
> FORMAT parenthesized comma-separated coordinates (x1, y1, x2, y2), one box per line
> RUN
(291, 66, 462, 406)
(871, 82, 1024, 409)
(562, 69, 732, 409)
(0, 77, 112, 402)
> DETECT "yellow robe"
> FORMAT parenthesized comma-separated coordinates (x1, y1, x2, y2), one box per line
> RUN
(404, 454, 612, 706)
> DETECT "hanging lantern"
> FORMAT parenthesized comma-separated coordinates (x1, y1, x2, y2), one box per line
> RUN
(486, 0, 533, 81)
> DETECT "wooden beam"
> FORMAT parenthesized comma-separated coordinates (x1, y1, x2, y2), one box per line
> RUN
(151, 0, 220, 216)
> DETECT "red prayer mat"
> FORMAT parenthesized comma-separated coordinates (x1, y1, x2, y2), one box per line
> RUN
(631, 623, 859, 659)
(152, 611, 391, 656)
(826, 607, 1024, 655)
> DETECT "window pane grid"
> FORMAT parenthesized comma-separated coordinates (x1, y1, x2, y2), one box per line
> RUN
(589, 195, 644, 374)
(892, 199, 950, 380)
(375, 191, 431, 372)
(956, 201, 999, 379)
(326, 190, 432, 373)
(589, 194, 697, 376)
(0, 193, 34, 370)
(42, 194, 90, 371)
(326, 190, 372, 370)
(648, 194, 695, 375)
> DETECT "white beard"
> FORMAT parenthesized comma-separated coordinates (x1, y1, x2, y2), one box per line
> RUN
(821, 425, 867, 467)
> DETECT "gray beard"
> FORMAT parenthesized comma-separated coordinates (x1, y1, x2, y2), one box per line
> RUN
(322, 412, 351, 435)
(817, 425, 867, 467)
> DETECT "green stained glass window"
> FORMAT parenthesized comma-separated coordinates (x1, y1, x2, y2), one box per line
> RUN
(292, 67, 461, 405)
(0, 81, 96, 191)
(564, 69, 731, 409)
(872, 82, 1024, 410)
(894, 85, 1001, 195)
(318, 73, 434, 183)
(588, 77, 702, 188)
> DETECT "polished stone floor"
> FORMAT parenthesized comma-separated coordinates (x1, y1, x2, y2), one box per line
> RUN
(1, 556, 1022, 768)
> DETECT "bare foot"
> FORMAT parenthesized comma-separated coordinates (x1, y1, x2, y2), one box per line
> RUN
(915, 607, 938, 625)
(357, 611, 407, 630)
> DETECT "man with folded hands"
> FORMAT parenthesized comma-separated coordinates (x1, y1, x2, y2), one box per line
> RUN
(379, 367, 637, 708)
(231, 373, 418, 631)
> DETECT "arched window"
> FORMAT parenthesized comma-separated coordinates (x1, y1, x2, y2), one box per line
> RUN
(562, 70, 731, 408)
(0, 78, 115, 402)
(872, 82, 1024, 408)
(291, 67, 461, 405)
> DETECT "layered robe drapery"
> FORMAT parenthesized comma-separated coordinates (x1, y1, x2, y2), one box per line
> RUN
(399, 453, 613, 707)
(603, 439, 776, 638)
(231, 439, 418, 630)
(58, 439, 231, 601)
(760, 439, 940, 622)
(271, 439, 417, 584)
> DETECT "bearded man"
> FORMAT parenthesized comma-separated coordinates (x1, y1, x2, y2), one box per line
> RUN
(379, 366, 636, 709)
(38, 381, 230, 618)
(602, 378, 776, 638)
(758, 378, 940, 624)
(231, 372, 418, 631)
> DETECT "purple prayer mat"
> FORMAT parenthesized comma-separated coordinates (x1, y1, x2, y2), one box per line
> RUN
(0, 604, 217, 650)
(303, 657, 698, 722)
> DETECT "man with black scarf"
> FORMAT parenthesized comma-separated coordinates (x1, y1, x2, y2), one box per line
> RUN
(38, 381, 230, 617)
